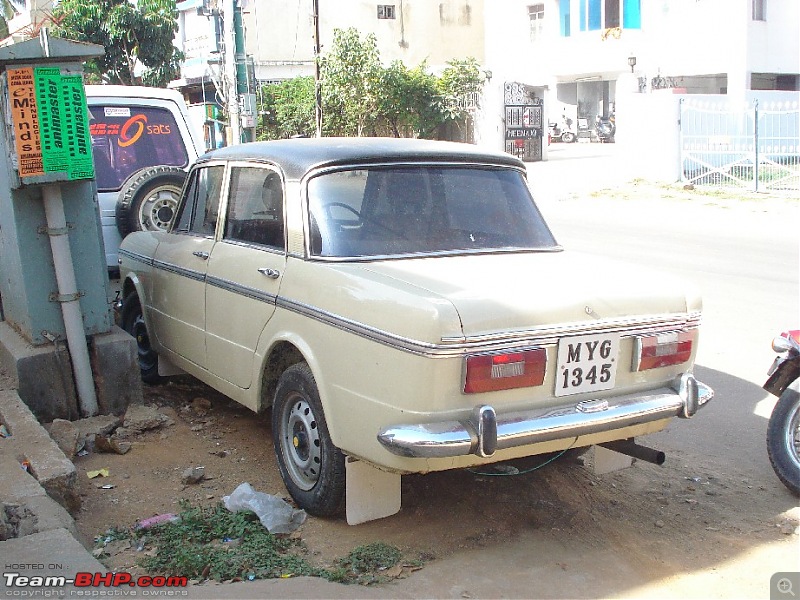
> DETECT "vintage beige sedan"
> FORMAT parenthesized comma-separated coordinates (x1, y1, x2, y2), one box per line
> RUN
(118, 137, 713, 524)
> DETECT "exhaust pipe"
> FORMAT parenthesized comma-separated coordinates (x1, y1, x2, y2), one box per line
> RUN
(599, 439, 666, 465)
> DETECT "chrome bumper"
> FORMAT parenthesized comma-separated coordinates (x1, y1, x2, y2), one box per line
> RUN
(377, 374, 713, 459)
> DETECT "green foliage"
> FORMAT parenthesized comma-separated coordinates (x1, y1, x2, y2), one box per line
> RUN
(326, 542, 402, 585)
(258, 28, 485, 141)
(97, 500, 415, 585)
(257, 76, 316, 140)
(130, 502, 320, 582)
(319, 27, 383, 136)
(51, 0, 183, 87)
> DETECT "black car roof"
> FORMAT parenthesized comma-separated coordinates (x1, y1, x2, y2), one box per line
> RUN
(195, 137, 526, 180)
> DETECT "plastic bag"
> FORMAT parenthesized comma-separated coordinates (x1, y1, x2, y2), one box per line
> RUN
(222, 482, 306, 534)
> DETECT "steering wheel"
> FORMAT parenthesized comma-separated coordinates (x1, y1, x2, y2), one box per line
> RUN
(324, 202, 362, 222)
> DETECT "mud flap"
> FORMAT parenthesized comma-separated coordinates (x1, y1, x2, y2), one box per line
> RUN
(157, 355, 184, 377)
(591, 444, 634, 475)
(345, 457, 401, 525)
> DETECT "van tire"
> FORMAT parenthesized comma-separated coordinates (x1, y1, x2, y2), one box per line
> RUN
(116, 166, 186, 237)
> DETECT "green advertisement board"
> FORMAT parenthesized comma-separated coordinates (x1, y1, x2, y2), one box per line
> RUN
(27, 66, 94, 181)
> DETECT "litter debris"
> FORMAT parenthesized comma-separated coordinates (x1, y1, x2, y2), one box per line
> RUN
(136, 514, 179, 529)
(20, 459, 31, 472)
(77, 449, 89, 457)
(223, 482, 306, 534)
(98, 484, 116, 490)
(0, 425, 10, 438)
(87, 468, 110, 479)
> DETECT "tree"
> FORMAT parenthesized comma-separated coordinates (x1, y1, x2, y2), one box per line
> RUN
(0, 0, 24, 39)
(257, 76, 316, 141)
(51, 0, 182, 87)
(319, 28, 383, 136)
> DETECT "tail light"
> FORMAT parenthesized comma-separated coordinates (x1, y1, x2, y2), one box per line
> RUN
(632, 331, 694, 372)
(464, 348, 546, 394)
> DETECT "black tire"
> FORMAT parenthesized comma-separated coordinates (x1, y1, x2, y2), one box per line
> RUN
(272, 363, 345, 516)
(115, 166, 187, 237)
(767, 379, 800, 496)
(120, 293, 161, 384)
(561, 131, 576, 143)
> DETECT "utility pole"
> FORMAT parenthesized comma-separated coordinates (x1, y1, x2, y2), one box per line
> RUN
(224, 0, 241, 145)
(313, 0, 322, 137)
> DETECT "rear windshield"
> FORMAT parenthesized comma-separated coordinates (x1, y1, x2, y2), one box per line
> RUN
(89, 105, 190, 191)
(307, 166, 558, 258)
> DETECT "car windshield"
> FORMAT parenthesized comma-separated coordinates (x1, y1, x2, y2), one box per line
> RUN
(89, 105, 190, 192)
(307, 166, 558, 258)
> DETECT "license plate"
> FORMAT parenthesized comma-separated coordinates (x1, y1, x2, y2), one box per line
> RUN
(555, 333, 620, 397)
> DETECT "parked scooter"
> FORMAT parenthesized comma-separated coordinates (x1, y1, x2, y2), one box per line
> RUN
(763, 330, 800, 496)
(595, 113, 616, 143)
(548, 115, 576, 143)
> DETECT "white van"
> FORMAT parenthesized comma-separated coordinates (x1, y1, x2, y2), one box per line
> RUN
(86, 86, 203, 271)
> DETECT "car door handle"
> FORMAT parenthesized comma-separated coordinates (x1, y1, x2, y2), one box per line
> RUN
(258, 267, 281, 279)
(192, 251, 210, 260)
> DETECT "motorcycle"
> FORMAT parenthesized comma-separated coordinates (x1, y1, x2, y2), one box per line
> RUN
(548, 116, 576, 143)
(595, 114, 616, 143)
(763, 330, 800, 496)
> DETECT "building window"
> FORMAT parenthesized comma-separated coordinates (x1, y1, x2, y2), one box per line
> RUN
(528, 4, 545, 42)
(623, 0, 641, 29)
(377, 5, 396, 19)
(752, 0, 766, 20)
(559, 0, 571, 36)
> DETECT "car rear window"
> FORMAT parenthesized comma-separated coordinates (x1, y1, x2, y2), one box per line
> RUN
(89, 105, 190, 191)
(307, 166, 558, 258)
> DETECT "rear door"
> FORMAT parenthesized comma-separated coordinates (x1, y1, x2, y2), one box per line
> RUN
(205, 164, 286, 388)
(149, 164, 225, 368)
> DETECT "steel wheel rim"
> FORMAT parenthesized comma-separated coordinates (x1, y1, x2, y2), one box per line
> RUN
(280, 392, 321, 491)
(131, 314, 157, 372)
(784, 401, 800, 470)
(138, 186, 181, 231)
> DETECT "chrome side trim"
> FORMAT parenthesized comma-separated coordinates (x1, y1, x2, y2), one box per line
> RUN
(206, 275, 278, 305)
(137, 255, 703, 359)
(377, 377, 714, 459)
(118, 248, 154, 267)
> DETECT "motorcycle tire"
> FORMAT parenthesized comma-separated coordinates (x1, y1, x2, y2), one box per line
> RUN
(766, 378, 800, 496)
(561, 131, 576, 143)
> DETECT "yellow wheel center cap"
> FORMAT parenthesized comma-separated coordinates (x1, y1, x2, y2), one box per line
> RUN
(293, 435, 300, 448)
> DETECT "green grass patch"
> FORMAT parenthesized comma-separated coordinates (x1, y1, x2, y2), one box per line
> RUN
(93, 500, 419, 585)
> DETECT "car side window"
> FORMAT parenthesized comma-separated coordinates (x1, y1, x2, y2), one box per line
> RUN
(224, 166, 285, 250)
(174, 165, 225, 236)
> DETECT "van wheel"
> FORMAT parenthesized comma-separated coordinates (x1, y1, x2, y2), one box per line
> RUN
(273, 363, 345, 516)
(116, 166, 186, 237)
(121, 293, 160, 384)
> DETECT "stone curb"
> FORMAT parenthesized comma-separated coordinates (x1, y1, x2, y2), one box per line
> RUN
(0, 389, 80, 512)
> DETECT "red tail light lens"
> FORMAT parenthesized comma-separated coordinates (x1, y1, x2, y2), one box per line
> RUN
(633, 332, 694, 371)
(464, 348, 547, 394)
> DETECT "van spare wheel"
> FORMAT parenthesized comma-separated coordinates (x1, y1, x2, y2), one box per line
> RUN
(116, 166, 187, 237)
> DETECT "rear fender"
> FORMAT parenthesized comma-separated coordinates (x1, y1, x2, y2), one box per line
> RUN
(764, 355, 800, 397)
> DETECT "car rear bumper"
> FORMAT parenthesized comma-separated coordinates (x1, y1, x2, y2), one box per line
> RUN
(377, 374, 713, 459)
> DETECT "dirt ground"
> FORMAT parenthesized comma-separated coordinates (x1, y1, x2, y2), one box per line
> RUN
(60, 375, 798, 590)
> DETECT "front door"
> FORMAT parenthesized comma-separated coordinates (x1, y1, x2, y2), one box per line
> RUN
(149, 164, 225, 368)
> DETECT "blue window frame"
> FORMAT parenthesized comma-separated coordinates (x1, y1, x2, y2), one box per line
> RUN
(559, 0, 571, 36)
(623, 0, 641, 28)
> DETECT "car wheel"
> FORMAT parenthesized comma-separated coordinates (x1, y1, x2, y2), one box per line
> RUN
(115, 166, 187, 238)
(561, 131, 576, 143)
(121, 293, 160, 384)
(272, 363, 345, 516)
